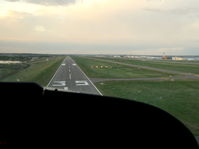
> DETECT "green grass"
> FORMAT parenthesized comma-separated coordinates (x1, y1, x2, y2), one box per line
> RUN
(2, 56, 64, 86)
(98, 57, 199, 74)
(0, 63, 30, 80)
(95, 80, 199, 135)
(72, 56, 173, 78)
(0, 68, 18, 80)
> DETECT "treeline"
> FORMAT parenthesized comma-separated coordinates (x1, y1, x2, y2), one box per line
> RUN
(0, 56, 32, 61)
(0, 63, 30, 69)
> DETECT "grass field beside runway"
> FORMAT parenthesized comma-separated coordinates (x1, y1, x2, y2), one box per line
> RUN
(73, 56, 199, 136)
(97, 57, 199, 74)
(2, 56, 64, 86)
(0, 63, 29, 80)
(95, 80, 199, 135)
(72, 56, 174, 78)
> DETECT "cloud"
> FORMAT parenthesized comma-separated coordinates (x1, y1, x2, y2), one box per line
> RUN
(5, 0, 76, 5)
(144, 0, 199, 16)
(1, 0, 199, 54)
(6, 0, 19, 2)
(34, 25, 46, 32)
(0, 40, 190, 55)
(144, 8, 199, 15)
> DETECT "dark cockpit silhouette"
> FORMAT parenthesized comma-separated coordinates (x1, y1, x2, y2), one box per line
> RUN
(0, 82, 198, 148)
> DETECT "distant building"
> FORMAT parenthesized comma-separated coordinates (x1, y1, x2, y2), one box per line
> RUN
(162, 56, 172, 60)
(123, 55, 134, 58)
(172, 57, 186, 61)
(123, 55, 140, 59)
(113, 56, 121, 58)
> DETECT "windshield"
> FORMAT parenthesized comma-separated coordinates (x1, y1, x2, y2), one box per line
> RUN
(0, 0, 199, 142)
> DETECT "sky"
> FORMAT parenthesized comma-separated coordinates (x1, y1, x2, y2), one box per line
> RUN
(0, 0, 199, 55)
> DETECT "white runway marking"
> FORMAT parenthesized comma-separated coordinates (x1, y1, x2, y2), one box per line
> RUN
(52, 81, 66, 87)
(47, 58, 66, 87)
(75, 81, 89, 86)
(73, 60, 103, 96)
(69, 74, 72, 80)
(47, 57, 103, 95)
(64, 87, 69, 91)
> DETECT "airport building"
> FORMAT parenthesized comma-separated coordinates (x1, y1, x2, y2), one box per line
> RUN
(172, 57, 186, 61)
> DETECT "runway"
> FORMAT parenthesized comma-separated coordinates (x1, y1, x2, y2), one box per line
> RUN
(47, 56, 102, 95)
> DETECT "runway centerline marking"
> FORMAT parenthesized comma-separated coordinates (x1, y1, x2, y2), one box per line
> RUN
(69, 73, 72, 80)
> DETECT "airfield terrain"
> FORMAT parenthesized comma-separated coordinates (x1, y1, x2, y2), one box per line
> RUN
(72, 56, 199, 136)
(0, 54, 199, 137)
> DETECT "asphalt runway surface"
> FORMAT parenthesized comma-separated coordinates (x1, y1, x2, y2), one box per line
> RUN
(47, 57, 102, 95)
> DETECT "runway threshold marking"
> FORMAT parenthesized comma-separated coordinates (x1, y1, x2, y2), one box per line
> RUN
(52, 81, 66, 87)
(75, 81, 89, 86)
(64, 87, 69, 91)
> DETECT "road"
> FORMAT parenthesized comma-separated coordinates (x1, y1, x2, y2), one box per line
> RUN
(47, 57, 102, 95)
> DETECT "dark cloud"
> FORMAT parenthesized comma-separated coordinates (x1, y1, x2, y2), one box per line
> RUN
(5, 0, 76, 5)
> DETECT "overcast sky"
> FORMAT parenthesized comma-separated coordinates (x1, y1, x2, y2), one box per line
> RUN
(0, 0, 199, 55)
